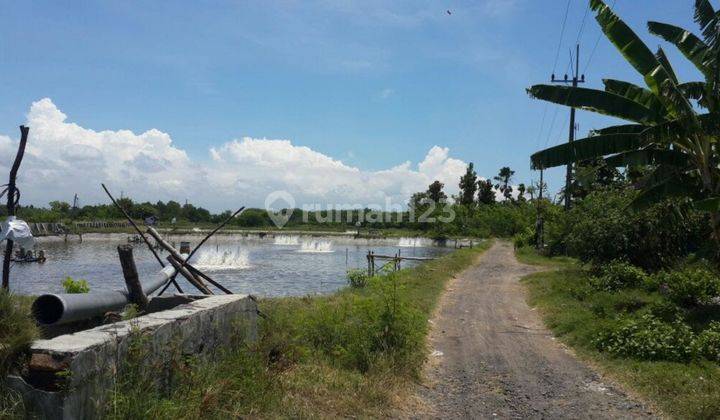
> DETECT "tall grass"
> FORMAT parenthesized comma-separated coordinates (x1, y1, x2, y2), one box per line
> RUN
(0, 291, 38, 418)
(108, 241, 491, 418)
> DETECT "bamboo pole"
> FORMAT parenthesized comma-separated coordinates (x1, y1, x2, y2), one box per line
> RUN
(146, 227, 212, 294)
(166, 206, 244, 287)
(101, 183, 183, 293)
(169, 255, 233, 294)
(165, 256, 213, 295)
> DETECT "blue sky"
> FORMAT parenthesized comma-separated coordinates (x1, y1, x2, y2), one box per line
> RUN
(0, 0, 706, 209)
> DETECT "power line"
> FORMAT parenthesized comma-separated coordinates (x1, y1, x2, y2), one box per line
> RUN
(543, 106, 561, 147)
(583, 0, 619, 74)
(537, 0, 572, 150)
(575, 1, 590, 45)
(534, 104, 549, 149)
(551, 0, 573, 75)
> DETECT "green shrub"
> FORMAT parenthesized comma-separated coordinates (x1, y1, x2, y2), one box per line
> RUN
(653, 267, 720, 307)
(596, 313, 696, 362)
(346, 269, 369, 288)
(695, 321, 720, 362)
(303, 275, 424, 373)
(646, 300, 685, 323)
(62, 277, 90, 294)
(551, 189, 709, 270)
(590, 261, 648, 292)
(461, 202, 535, 238)
(512, 226, 535, 249)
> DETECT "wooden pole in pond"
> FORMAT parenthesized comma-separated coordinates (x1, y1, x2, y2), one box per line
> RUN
(168, 255, 233, 295)
(165, 256, 214, 295)
(2, 126, 29, 290)
(146, 227, 213, 294)
(117, 245, 148, 310)
(101, 183, 183, 293)
(165, 206, 245, 286)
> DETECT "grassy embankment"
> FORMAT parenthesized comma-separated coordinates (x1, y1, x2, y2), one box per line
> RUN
(105, 240, 491, 417)
(517, 246, 720, 418)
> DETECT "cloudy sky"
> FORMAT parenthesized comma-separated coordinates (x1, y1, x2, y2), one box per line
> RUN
(0, 1, 703, 211)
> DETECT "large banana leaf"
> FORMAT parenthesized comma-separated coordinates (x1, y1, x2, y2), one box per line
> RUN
(679, 81, 707, 101)
(630, 168, 695, 210)
(648, 21, 711, 77)
(590, 0, 659, 78)
(699, 112, 720, 135)
(694, 196, 720, 212)
(657, 76, 701, 125)
(591, 124, 647, 136)
(656, 47, 680, 84)
(694, 0, 718, 47)
(604, 149, 690, 167)
(591, 0, 694, 120)
(531, 133, 641, 169)
(602, 79, 667, 116)
(638, 117, 695, 150)
(527, 85, 665, 124)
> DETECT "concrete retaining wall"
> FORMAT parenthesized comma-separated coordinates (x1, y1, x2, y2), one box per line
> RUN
(8, 294, 257, 419)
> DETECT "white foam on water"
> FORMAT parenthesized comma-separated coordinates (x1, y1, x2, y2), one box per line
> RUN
(274, 235, 300, 245)
(194, 248, 250, 270)
(298, 240, 334, 253)
(398, 237, 429, 247)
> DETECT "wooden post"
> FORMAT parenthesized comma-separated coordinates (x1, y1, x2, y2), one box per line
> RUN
(117, 245, 148, 310)
(2, 126, 29, 290)
(367, 251, 371, 277)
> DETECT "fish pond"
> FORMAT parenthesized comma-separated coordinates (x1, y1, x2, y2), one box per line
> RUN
(11, 233, 456, 297)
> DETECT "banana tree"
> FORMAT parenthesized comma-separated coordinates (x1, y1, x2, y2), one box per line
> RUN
(528, 0, 720, 244)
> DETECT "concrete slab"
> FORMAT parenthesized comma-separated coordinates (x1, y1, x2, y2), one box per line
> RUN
(8, 294, 257, 420)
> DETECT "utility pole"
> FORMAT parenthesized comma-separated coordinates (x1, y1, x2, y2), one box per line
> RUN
(536, 168, 545, 250)
(551, 43, 584, 210)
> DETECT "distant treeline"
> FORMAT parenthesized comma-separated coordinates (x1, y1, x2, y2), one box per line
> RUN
(6, 165, 539, 237)
(8, 196, 536, 239)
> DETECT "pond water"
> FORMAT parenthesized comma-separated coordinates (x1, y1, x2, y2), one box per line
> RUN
(9, 233, 455, 297)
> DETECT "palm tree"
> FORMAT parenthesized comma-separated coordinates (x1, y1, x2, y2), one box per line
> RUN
(494, 167, 515, 201)
(528, 0, 720, 243)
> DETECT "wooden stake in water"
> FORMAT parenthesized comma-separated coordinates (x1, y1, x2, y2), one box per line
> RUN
(117, 245, 148, 310)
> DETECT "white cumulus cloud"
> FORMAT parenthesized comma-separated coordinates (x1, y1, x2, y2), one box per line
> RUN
(0, 99, 470, 211)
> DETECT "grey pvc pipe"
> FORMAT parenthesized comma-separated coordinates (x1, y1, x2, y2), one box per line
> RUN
(32, 265, 177, 326)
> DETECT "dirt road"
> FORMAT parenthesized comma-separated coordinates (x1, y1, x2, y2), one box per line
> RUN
(407, 241, 653, 419)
